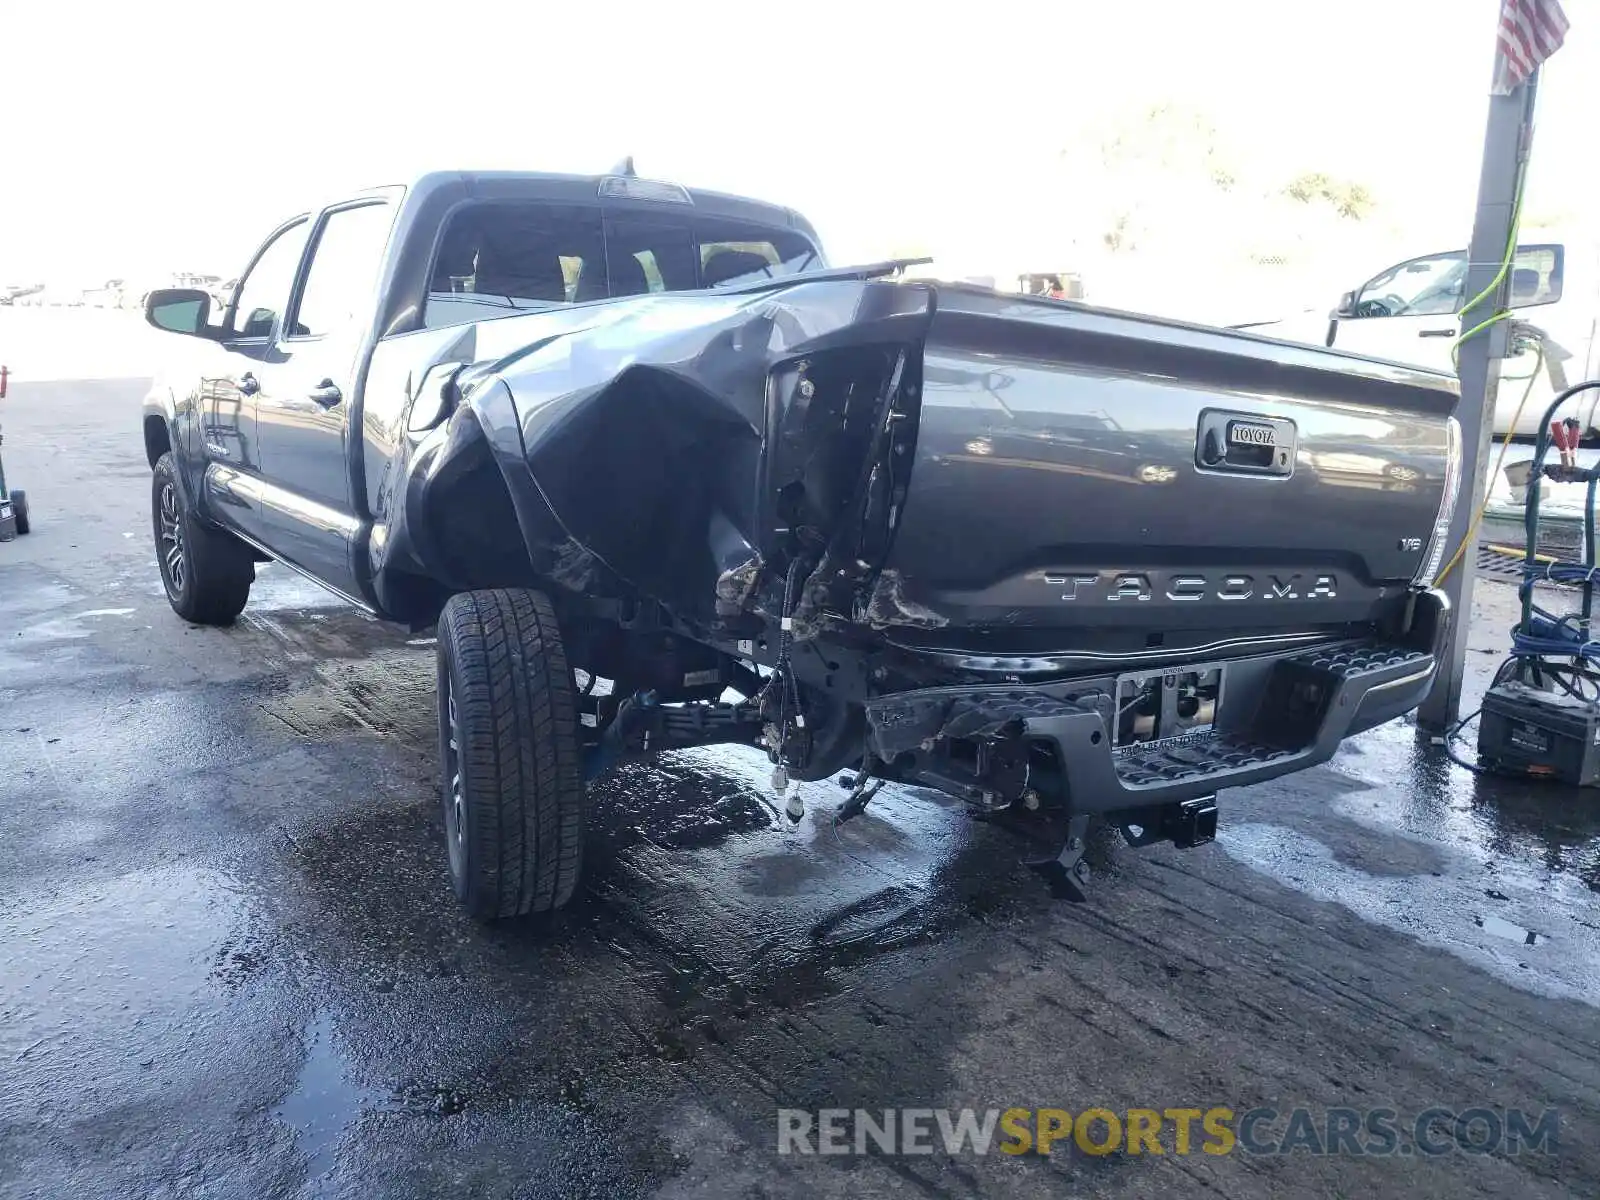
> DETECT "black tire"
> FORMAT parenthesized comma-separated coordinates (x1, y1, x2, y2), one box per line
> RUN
(436, 588, 585, 919)
(10, 490, 27, 535)
(151, 453, 254, 625)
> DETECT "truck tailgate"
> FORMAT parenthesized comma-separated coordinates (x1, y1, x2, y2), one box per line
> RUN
(879, 288, 1459, 650)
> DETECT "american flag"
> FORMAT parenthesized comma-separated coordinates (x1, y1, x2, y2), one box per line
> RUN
(1493, 0, 1570, 93)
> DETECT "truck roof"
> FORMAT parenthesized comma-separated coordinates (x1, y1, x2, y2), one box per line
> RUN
(351, 169, 819, 243)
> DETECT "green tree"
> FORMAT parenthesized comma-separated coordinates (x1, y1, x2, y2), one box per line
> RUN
(1282, 172, 1376, 220)
(1060, 102, 1243, 257)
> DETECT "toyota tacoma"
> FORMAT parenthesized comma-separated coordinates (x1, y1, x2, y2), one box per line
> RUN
(141, 168, 1460, 917)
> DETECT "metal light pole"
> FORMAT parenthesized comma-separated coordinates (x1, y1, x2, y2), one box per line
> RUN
(1417, 59, 1541, 732)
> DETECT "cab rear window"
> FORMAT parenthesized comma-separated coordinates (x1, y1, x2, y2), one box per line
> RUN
(423, 201, 821, 328)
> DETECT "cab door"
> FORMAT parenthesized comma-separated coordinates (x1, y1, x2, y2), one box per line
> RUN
(201, 217, 310, 543)
(1329, 244, 1568, 436)
(252, 199, 396, 603)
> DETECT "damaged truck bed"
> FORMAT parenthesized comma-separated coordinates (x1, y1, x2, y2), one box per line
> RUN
(141, 169, 1462, 917)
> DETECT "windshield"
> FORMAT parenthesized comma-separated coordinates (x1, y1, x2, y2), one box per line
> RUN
(423, 201, 824, 327)
(1357, 253, 1468, 317)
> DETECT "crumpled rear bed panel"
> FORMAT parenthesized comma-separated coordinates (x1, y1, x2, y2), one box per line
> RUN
(446, 280, 935, 623)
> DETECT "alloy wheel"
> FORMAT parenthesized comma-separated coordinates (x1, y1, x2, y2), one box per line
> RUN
(158, 483, 186, 592)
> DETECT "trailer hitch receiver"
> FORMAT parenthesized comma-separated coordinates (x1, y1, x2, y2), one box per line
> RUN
(1117, 796, 1219, 849)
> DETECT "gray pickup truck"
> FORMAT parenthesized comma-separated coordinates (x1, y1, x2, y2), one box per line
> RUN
(141, 167, 1460, 918)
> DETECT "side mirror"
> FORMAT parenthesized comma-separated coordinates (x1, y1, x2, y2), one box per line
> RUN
(144, 288, 215, 338)
(1333, 290, 1357, 319)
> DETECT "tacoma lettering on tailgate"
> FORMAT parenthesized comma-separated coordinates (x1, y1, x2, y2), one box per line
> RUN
(1045, 571, 1338, 602)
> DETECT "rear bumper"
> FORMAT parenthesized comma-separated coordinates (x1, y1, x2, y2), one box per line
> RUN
(864, 589, 1449, 815)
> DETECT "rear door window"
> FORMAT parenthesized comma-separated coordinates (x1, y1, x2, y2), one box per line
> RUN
(423, 201, 822, 328)
(290, 202, 395, 338)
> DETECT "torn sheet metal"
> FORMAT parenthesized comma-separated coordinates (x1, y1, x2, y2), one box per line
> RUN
(427, 279, 935, 625)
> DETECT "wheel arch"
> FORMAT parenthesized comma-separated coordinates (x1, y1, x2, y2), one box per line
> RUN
(399, 384, 630, 626)
(143, 411, 174, 468)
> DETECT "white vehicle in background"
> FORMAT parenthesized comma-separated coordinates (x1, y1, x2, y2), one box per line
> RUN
(1240, 237, 1599, 438)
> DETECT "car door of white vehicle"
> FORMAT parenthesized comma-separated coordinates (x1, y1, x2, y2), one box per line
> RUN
(1326, 244, 1567, 435)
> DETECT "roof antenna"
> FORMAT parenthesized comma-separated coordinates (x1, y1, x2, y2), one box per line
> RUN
(610, 156, 636, 177)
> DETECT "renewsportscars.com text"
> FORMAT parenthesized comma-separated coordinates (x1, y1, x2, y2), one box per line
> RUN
(776, 1106, 1560, 1158)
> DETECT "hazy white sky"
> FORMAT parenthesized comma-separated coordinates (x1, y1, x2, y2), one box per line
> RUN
(3, 0, 1596, 284)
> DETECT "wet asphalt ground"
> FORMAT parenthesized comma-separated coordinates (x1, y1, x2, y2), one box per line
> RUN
(3, 374, 1600, 1200)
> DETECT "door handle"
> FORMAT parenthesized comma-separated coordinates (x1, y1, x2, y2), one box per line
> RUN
(238, 372, 260, 395)
(308, 380, 343, 408)
(1419, 328, 1457, 338)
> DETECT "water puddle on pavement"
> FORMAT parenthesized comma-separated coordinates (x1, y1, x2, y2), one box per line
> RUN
(15, 606, 135, 641)
(1477, 913, 1543, 946)
(139, 561, 349, 616)
(1220, 821, 1595, 1005)
(1, 864, 261, 1110)
(575, 743, 1025, 1048)
(807, 884, 930, 952)
(250, 564, 356, 614)
(275, 1010, 375, 1183)
(255, 652, 436, 742)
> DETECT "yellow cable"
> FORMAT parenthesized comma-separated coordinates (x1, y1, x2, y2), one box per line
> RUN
(1486, 541, 1557, 564)
(1450, 311, 1515, 374)
(1458, 169, 1526, 334)
(1432, 162, 1535, 587)
(1448, 166, 1526, 375)
(1432, 345, 1544, 587)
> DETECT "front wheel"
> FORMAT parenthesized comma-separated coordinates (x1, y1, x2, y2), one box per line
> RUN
(436, 588, 586, 919)
(151, 453, 254, 625)
(10, 490, 28, 535)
